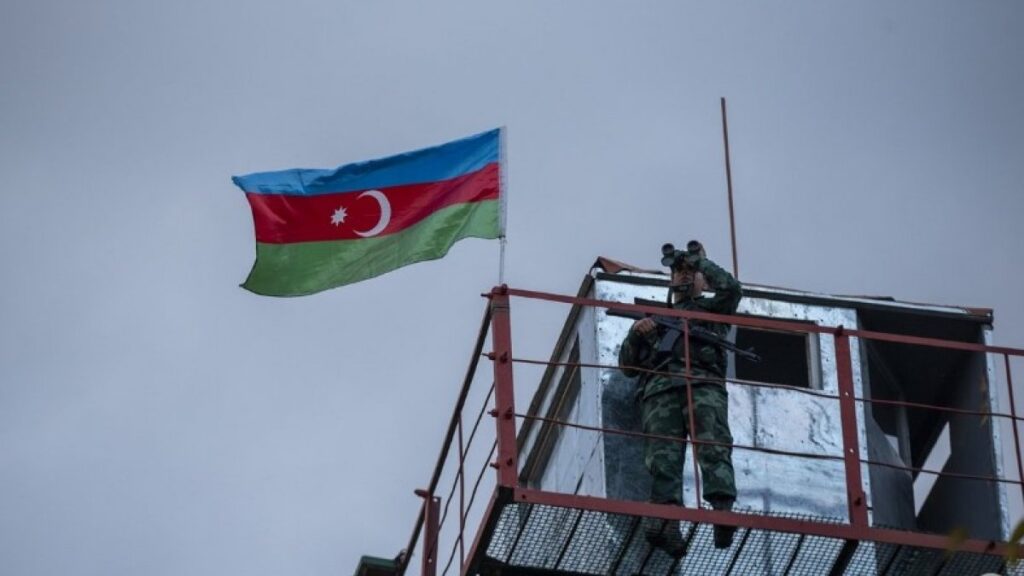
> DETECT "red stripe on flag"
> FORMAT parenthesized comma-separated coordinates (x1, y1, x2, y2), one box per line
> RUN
(246, 162, 499, 244)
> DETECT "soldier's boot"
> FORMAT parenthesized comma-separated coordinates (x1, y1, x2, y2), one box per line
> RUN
(641, 517, 688, 558)
(709, 498, 736, 549)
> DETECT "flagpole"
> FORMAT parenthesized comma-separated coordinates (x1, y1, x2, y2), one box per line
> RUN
(499, 237, 507, 285)
(498, 126, 509, 285)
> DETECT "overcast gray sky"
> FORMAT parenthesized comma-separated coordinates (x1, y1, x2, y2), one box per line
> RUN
(2, 1, 1023, 574)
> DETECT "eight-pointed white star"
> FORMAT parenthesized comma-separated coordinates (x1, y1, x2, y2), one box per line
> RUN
(330, 206, 348, 226)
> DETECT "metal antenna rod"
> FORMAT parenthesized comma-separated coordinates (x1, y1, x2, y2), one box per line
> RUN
(721, 97, 740, 279)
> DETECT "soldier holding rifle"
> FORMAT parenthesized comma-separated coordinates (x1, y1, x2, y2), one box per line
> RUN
(617, 240, 742, 556)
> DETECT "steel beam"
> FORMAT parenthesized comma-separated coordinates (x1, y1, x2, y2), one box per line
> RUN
(422, 494, 440, 576)
(489, 287, 519, 488)
(834, 330, 869, 528)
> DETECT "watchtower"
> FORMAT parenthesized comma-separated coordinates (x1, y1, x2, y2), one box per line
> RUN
(373, 259, 1023, 576)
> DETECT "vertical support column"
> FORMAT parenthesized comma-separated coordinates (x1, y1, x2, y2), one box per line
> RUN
(1003, 355, 1024, 505)
(417, 490, 440, 576)
(834, 329, 869, 529)
(489, 286, 519, 488)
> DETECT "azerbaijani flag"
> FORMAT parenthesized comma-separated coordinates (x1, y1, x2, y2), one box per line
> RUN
(232, 128, 504, 296)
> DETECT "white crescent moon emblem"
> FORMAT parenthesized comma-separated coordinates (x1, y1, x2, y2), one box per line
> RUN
(353, 189, 392, 238)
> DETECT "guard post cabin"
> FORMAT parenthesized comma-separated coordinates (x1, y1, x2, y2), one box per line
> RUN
(378, 258, 1023, 576)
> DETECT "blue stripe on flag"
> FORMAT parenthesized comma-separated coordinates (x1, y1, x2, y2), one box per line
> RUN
(233, 128, 500, 196)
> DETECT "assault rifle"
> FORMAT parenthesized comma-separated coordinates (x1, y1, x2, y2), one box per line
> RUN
(606, 298, 762, 364)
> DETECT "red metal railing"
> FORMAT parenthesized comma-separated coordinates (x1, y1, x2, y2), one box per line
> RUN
(399, 285, 1024, 575)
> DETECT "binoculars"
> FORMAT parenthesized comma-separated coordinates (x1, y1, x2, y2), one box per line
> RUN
(661, 240, 703, 270)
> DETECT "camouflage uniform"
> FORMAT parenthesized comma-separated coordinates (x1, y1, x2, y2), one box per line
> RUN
(618, 258, 742, 506)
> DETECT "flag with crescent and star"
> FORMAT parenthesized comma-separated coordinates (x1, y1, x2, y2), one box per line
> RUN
(232, 128, 504, 296)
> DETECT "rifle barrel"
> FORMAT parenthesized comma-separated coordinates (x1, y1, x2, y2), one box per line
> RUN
(605, 308, 762, 363)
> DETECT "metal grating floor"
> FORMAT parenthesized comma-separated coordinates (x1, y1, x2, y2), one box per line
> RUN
(477, 502, 1016, 576)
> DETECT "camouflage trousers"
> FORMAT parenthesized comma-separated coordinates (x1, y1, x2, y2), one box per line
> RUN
(641, 379, 736, 506)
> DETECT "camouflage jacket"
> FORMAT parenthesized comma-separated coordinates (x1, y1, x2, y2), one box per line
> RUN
(618, 258, 742, 396)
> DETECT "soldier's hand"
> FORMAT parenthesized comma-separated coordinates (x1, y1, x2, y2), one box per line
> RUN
(632, 318, 656, 335)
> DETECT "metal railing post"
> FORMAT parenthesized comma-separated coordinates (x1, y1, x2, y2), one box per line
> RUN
(489, 286, 519, 488)
(415, 490, 440, 576)
(834, 329, 869, 528)
(1003, 355, 1024, 505)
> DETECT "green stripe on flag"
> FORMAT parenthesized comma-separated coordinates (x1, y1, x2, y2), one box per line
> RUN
(242, 200, 500, 296)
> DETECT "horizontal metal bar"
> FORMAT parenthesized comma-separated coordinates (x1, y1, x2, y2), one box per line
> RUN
(854, 394, 1019, 422)
(510, 487, 1018, 558)
(506, 287, 840, 334)
(859, 458, 1022, 486)
(515, 412, 845, 463)
(504, 355, 1022, 424)
(854, 328, 1022, 357)
(503, 287, 1024, 357)
(515, 411, 1019, 487)
(503, 356, 843, 402)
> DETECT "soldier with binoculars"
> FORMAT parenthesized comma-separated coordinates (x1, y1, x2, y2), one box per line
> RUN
(618, 240, 742, 556)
